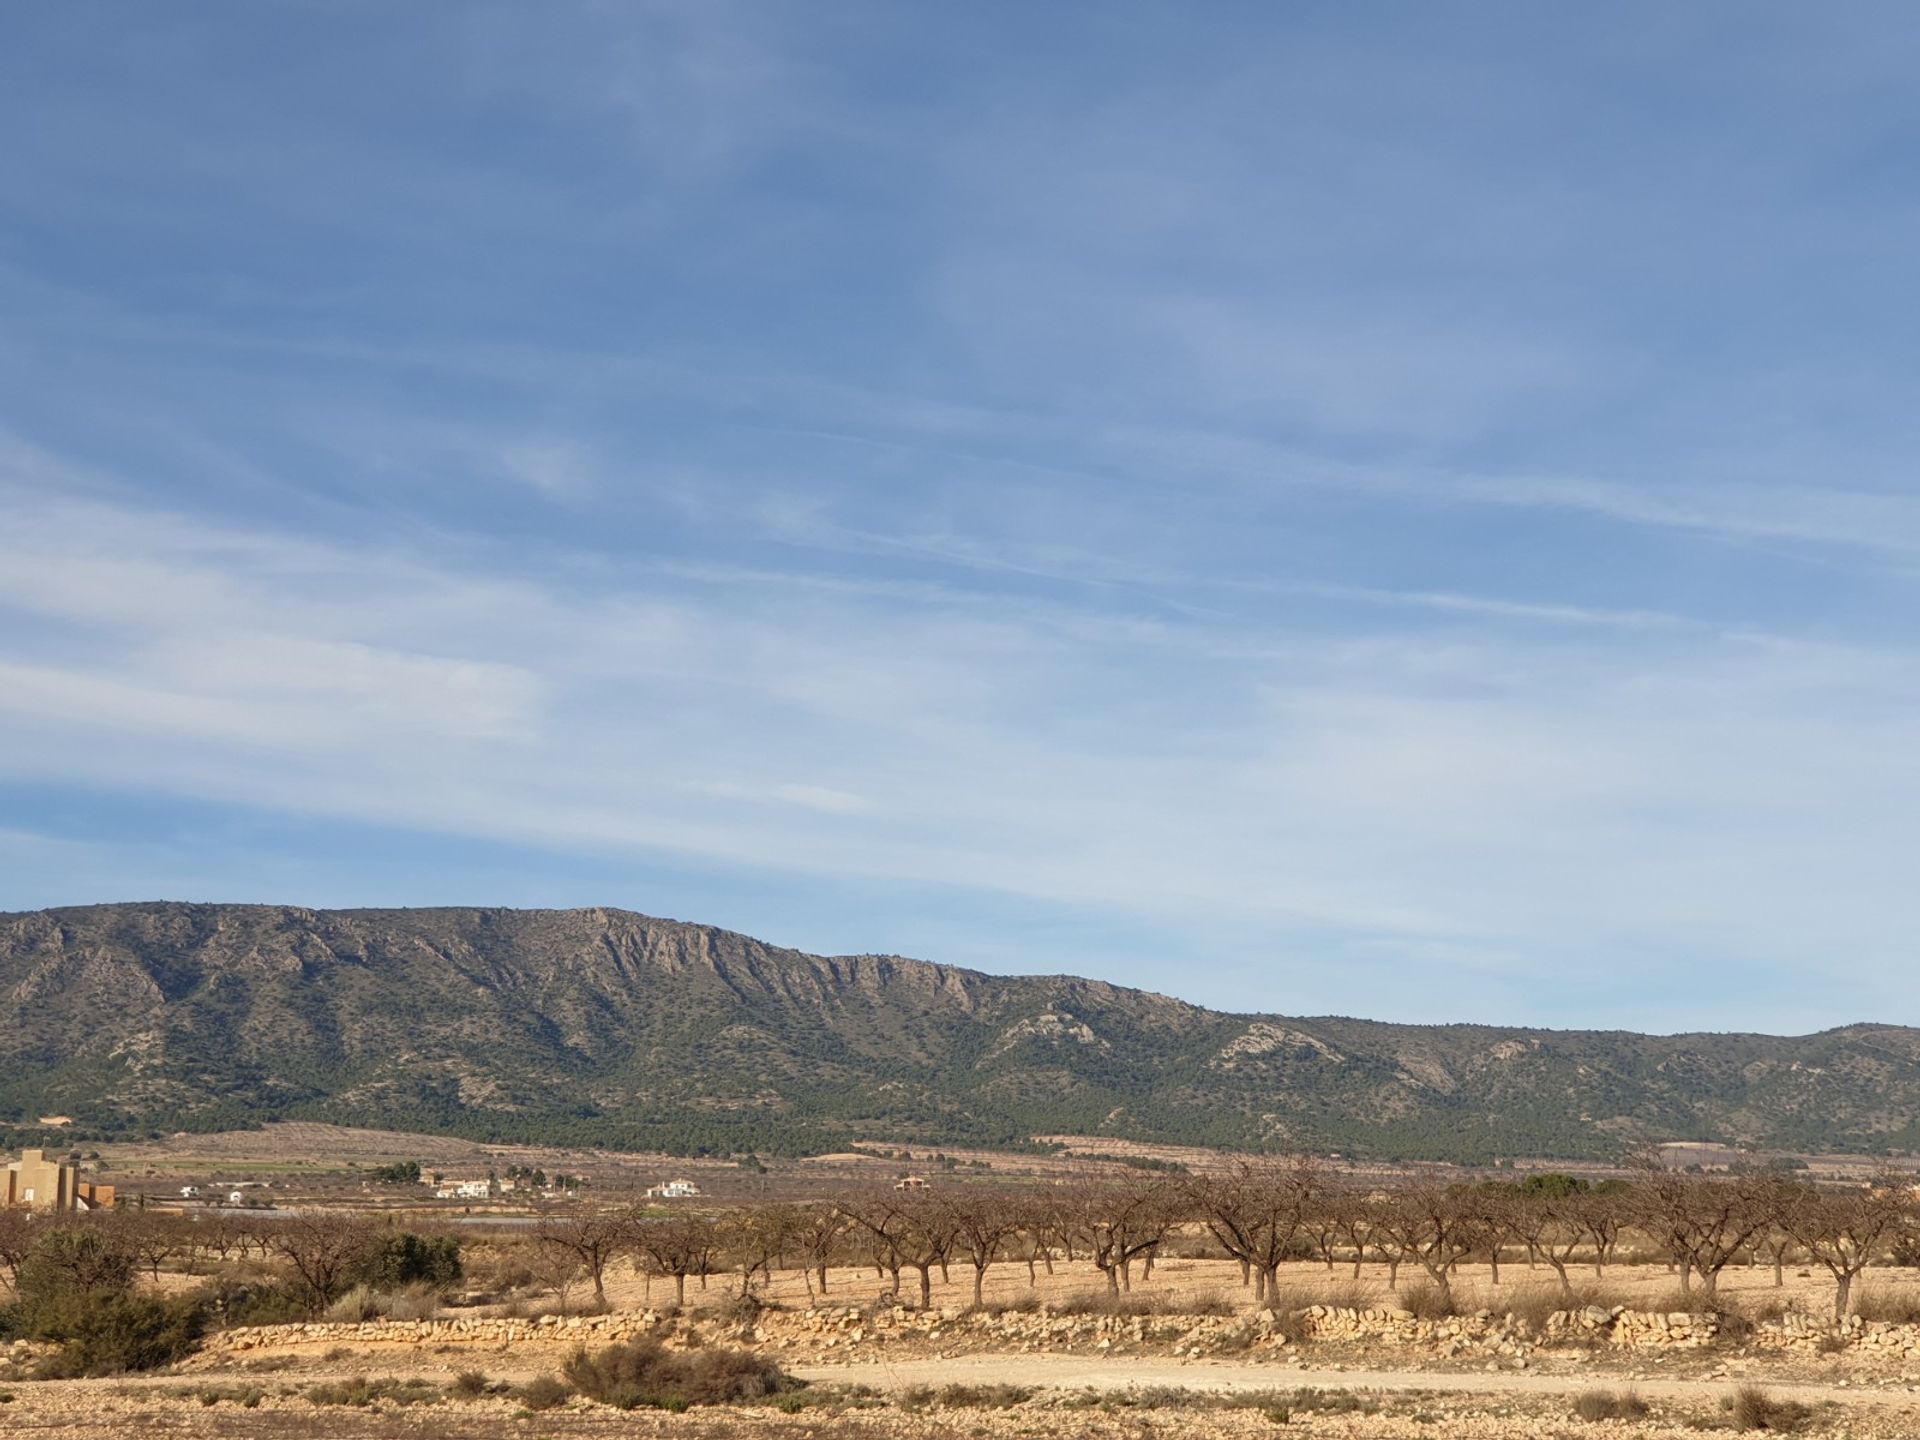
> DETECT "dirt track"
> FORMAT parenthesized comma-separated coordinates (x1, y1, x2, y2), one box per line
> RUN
(800, 1350, 1920, 1412)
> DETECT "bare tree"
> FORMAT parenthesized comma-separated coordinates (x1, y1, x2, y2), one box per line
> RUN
(943, 1189, 1024, 1308)
(839, 1191, 911, 1299)
(629, 1213, 718, 1307)
(1779, 1177, 1916, 1320)
(1575, 1188, 1626, 1277)
(531, 1210, 627, 1309)
(893, 1191, 958, 1309)
(1631, 1171, 1768, 1297)
(787, 1203, 850, 1302)
(1373, 1177, 1484, 1309)
(1068, 1178, 1181, 1297)
(1505, 1186, 1592, 1298)
(720, 1206, 790, 1296)
(269, 1215, 376, 1315)
(0, 1209, 34, 1290)
(124, 1211, 190, 1283)
(1190, 1158, 1322, 1303)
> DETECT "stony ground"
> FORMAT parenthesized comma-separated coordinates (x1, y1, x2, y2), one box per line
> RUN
(0, 1370, 1898, 1440)
(11, 1259, 1920, 1436)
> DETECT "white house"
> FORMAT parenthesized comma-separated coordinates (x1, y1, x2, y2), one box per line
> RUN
(645, 1179, 702, 1199)
(435, 1178, 496, 1201)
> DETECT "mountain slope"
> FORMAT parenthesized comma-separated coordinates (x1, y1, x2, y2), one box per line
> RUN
(3, 902, 1916, 1162)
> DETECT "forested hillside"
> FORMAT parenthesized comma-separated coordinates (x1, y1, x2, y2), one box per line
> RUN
(4, 902, 1918, 1162)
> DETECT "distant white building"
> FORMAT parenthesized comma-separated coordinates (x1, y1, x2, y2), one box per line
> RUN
(645, 1179, 702, 1199)
(435, 1178, 496, 1201)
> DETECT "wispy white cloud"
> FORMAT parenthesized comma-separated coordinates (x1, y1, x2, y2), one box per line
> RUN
(4, 470, 1920, 1029)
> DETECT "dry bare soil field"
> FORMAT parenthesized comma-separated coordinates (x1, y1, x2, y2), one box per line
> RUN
(11, 1256, 1920, 1438)
(12, 1127, 1920, 1437)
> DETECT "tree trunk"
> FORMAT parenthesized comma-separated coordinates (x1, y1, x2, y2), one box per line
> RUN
(973, 1266, 986, 1308)
(675, 1272, 687, 1305)
(917, 1263, 933, 1310)
(1835, 1271, 1855, 1321)
(817, 1263, 829, 1296)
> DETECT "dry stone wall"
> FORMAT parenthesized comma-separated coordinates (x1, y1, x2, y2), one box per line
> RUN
(193, 1297, 1808, 1368)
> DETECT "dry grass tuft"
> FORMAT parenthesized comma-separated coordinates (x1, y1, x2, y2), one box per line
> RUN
(1572, 1387, 1649, 1422)
(1726, 1383, 1812, 1432)
(1050, 1290, 1234, 1317)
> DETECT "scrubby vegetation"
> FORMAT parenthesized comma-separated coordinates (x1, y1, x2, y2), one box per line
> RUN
(1726, 1384, 1813, 1432)
(560, 1336, 796, 1410)
(1573, 1388, 1650, 1422)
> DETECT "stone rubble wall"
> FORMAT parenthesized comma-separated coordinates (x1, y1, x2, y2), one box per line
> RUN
(192, 1298, 1846, 1367)
(1756, 1310, 1920, 1359)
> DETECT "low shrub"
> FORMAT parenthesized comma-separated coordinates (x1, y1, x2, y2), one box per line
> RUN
(324, 1281, 442, 1324)
(305, 1376, 440, 1408)
(515, 1374, 570, 1411)
(207, 1281, 308, 1329)
(1849, 1286, 1920, 1325)
(969, 1292, 1043, 1315)
(561, 1336, 796, 1410)
(1396, 1281, 1458, 1320)
(356, 1233, 462, 1292)
(1503, 1282, 1626, 1331)
(1726, 1384, 1811, 1432)
(1051, 1291, 1233, 1317)
(1271, 1278, 1371, 1313)
(1573, 1388, 1649, 1422)
(449, 1369, 491, 1397)
(900, 1383, 1032, 1408)
(31, 1293, 207, 1377)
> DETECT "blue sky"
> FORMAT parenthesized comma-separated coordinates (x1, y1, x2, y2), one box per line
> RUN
(5, 3, 1920, 1032)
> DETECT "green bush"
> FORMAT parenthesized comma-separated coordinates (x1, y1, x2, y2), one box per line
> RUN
(31, 1293, 206, 1377)
(5, 1224, 206, 1375)
(1573, 1388, 1649, 1422)
(357, 1233, 462, 1291)
(515, 1374, 571, 1411)
(561, 1336, 795, 1409)
(305, 1376, 440, 1408)
(207, 1281, 309, 1328)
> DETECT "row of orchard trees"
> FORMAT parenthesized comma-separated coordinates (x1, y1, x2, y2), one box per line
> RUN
(525, 1160, 1920, 1322)
(4, 1162, 1916, 1324)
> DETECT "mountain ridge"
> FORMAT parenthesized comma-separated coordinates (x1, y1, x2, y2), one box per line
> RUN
(3, 900, 1915, 1163)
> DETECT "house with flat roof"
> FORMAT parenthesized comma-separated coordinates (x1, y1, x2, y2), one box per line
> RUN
(3, 1148, 115, 1212)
